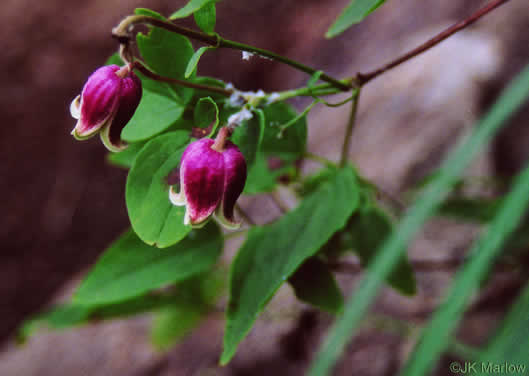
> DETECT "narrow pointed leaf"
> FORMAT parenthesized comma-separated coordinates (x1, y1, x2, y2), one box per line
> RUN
(326, 0, 386, 39)
(185, 46, 213, 78)
(221, 166, 359, 364)
(170, 0, 218, 19)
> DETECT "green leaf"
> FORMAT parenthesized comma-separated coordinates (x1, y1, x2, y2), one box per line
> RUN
(221, 166, 359, 364)
(137, 25, 195, 101)
(126, 131, 192, 247)
(17, 293, 178, 343)
(107, 141, 146, 169)
(308, 64, 529, 376)
(346, 205, 416, 295)
(193, 96, 219, 129)
(194, 2, 216, 33)
(289, 258, 344, 314)
(230, 109, 264, 167)
(74, 223, 222, 306)
(191, 76, 227, 101)
(149, 272, 224, 349)
(326, 0, 386, 39)
(261, 102, 307, 162)
(170, 0, 218, 19)
(134, 8, 166, 19)
(438, 196, 502, 223)
(105, 52, 123, 66)
(122, 89, 185, 142)
(243, 153, 282, 194)
(477, 282, 529, 373)
(185, 46, 213, 78)
(151, 304, 205, 350)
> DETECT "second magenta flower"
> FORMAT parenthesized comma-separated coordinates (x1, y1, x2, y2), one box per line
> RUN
(170, 128, 247, 229)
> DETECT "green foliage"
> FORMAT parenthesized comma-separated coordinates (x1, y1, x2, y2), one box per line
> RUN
(437, 196, 502, 223)
(122, 88, 185, 142)
(289, 258, 344, 314)
(126, 132, 191, 247)
(74, 223, 222, 305)
(326, 0, 387, 38)
(150, 271, 225, 349)
(18, 293, 180, 343)
(221, 166, 359, 364)
(230, 110, 264, 167)
(477, 282, 529, 373)
(261, 102, 307, 162)
(134, 8, 166, 19)
(170, 0, 219, 19)
(194, 2, 216, 33)
(309, 63, 529, 376)
(107, 141, 146, 169)
(185, 46, 214, 78)
(243, 153, 286, 194)
(401, 163, 529, 376)
(345, 203, 416, 296)
(136, 25, 195, 102)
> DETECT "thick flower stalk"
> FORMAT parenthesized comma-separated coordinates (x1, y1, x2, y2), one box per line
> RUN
(169, 127, 247, 229)
(70, 64, 142, 152)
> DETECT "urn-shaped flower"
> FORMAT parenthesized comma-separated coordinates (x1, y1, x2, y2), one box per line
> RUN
(169, 130, 247, 229)
(70, 64, 142, 151)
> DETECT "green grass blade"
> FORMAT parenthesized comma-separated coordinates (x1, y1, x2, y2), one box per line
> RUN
(308, 64, 529, 376)
(401, 163, 529, 376)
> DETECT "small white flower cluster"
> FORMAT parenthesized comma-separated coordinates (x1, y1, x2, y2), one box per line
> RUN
(226, 84, 280, 107)
(228, 108, 253, 128)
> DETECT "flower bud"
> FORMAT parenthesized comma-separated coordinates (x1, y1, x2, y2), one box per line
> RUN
(70, 64, 142, 152)
(169, 130, 247, 229)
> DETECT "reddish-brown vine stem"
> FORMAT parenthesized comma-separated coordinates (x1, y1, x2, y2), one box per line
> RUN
(356, 0, 512, 85)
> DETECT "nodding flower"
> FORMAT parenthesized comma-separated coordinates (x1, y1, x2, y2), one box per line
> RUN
(70, 64, 142, 152)
(169, 127, 247, 229)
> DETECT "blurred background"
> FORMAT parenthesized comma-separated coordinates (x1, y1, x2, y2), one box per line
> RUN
(1, 0, 529, 375)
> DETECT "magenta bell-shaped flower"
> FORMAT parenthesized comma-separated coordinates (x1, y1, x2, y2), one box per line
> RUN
(70, 64, 142, 152)
(169, 128, 247, 229)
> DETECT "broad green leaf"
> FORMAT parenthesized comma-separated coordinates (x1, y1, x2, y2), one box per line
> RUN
(107, 141, 146, 169)
(122, 89, 185, 142)
(401, 164, 529, 376)
(231, 109, 264, 167)
(194, 2, 216, 33)
(221, 166, 359, 364)
(185, 46, 213, 78)
(298, 167, 337, 197)
(326, 0, 386, 39)
(137, 26, 195, 101)
(170, 0, 218, 19)
(309, 64, 529, 376)
(289, 258, 344, 314)
(135, 8, 165, 19)
(477, 282, 529, 374)
(193, 96, 219, 129)
(438, 197, 502, 223)
(74, 223, 222, 305)
(126, 131, 192, 247)
(346, 205, 416, 295)
(261, 102, 307, 162)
